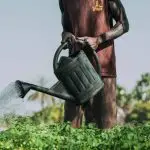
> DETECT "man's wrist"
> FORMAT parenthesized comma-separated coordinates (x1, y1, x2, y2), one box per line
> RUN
(98, 33, 106, 45)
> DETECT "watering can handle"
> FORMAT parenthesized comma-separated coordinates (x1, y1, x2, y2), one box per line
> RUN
(53, 42, 101, 76)
(53, 42, 68, 73)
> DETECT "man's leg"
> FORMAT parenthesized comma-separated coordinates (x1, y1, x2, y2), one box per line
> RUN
(84, 100, 96, 125)
(92, 77, 117, 129)
(64, 101, 84, 128)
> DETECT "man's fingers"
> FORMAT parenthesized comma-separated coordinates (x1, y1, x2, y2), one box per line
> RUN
(76, 37, 88, 41)
(76, 39, 85, 44)
(61, 32, 75, 43)
(76, 37, 84, 40)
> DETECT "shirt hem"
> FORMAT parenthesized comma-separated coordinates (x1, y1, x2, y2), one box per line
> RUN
(101, 72, 117, 78)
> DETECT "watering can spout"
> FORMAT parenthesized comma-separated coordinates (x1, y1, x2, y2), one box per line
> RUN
(15, 80, 76, 102)
(15, 80, 31, 98)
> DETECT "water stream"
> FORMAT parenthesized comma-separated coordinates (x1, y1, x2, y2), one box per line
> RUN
(0, 82, 43, 118)
(0, 81, 61, 131)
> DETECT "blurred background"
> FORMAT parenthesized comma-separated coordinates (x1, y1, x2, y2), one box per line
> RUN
(0, 0, 150, 126)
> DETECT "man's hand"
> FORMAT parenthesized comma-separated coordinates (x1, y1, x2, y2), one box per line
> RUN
(76, 36, 102, 50)
(61, 31, 75, 44)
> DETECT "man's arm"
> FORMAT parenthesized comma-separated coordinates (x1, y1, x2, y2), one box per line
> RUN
(77, 0, 129, 50)
(99, 0, 129, 43)
(59, 0, 72, 32)
(59, 0, 75, 44)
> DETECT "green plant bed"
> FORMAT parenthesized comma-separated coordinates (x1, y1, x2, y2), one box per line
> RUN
(0, 117, 150, 150)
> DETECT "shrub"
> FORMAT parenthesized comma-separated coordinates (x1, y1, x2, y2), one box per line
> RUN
(126, 101, 150, 123)
(0, 117, 150, 150)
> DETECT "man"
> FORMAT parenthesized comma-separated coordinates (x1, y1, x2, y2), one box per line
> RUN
(59, 0, 129, 129)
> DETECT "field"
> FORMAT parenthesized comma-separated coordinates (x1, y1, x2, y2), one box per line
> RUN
(0, 117, 150, 150)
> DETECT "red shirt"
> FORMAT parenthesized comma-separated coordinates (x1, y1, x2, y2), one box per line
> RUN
(62, 0, 116, 77)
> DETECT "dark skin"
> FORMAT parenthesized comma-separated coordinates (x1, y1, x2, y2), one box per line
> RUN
(59, 0, 129, 50)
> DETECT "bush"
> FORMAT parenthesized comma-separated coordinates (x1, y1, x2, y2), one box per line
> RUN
(31, 103, 64, 124)
(0, 117, 150, 150)
(126, 101, 150, 123)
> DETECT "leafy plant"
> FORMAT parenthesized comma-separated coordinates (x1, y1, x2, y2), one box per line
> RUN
(0, 116, 150, 150)
(31, 103, 64, 124)
(116, 85, 132, 109)
(126, 101, 150, 123)
(132, 73, 150, 101)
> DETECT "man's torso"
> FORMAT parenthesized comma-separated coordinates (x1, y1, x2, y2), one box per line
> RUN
(62, 0, 116, 77)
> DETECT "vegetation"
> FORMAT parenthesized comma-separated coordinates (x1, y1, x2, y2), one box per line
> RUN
(126, 101, 150, 123)
(132, 73, 150, 101)
(1, 73, 150, 149)
(0, 117, 150, 150)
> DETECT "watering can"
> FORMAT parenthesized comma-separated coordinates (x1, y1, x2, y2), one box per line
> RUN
(15, 41, 104, 105)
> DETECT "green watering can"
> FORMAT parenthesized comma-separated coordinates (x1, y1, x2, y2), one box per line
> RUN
(15, 41, 104, 105)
